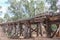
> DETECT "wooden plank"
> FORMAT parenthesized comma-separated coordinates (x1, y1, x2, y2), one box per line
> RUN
(49, 16, 60, 21)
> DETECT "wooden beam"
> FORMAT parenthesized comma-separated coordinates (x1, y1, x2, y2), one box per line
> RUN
(50, 25, 60, 38)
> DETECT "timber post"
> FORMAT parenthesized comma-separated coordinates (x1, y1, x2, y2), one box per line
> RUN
(45, 16, 51, 38)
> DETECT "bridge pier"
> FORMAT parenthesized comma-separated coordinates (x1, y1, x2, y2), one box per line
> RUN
(22, 22, 31, 38)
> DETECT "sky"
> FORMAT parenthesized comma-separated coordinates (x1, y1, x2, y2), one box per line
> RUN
(0, 0, 10, 18)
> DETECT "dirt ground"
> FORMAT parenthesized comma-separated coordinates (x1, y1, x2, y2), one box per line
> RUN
(0, 26, 60, 40)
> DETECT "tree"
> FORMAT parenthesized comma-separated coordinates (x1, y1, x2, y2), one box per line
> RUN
(8, 0, 45, 21)
(23, 0, 45, 17)
(4, 13, 11, 22)
(8, 0, 23, 21)
(0, 17, 4, 23)
(46, 0, 57, 11)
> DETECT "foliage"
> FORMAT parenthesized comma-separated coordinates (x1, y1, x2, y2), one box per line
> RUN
(51, 24, 57, 31)
(0, 17, 4, 23)
(4, 13, 11, 22)
(8, 0, 45, 21)
(46, 0, 57, 11)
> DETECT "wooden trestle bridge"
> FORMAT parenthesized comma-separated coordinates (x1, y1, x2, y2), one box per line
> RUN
(0, 12, 60, 39)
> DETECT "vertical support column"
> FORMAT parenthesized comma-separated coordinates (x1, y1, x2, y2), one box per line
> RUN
(12, 23, 16, 36)
(37, 23, 39, 36)
(23, 22, 31, 38)
(47, 24, 51, 38)
(12, 23, 18, 38)
(7, 24, 11, 36)
(27, 22, 31, 38)
(38, 23, 42, 36)
(11, 24, 14, 37)
(45, 17, 51, 38)
(23, 23, 28, 38)
(40, 23, 47, 37)
(14, 23, 16, 36)
(15, 23, 20, 38)
(10, 24, 14, 37)
(5, 24, 8, 36)
(19, 23, 22, 36)
(3, 24, 7, 33)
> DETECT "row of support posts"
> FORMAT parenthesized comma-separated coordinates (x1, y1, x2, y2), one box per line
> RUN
(2, 21, 60, 38)
(1, 22, 47, 39)
(1, 22, 50, 39)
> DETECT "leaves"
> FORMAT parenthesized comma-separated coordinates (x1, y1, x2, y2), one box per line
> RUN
(46, 0, 57, 11)
(51, 24, 57, 31)
(8, 0, 45, 21)
(4, 13, 11, 22)
(0, 17, 4, 23)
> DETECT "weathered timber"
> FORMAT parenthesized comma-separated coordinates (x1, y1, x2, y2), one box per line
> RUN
(0, 12, 60, 39)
